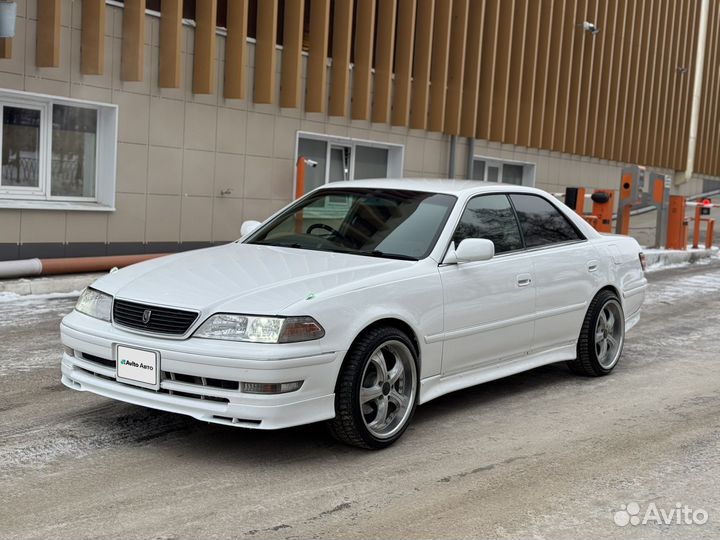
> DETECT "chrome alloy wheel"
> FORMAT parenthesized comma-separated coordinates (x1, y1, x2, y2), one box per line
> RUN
(595, 299, 624, 369)
(359, 340, 417, 439)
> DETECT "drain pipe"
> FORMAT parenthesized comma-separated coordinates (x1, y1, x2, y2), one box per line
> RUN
(0, 253, 168, 280)
(448, 135, 457, 179)
(466, 137, 475, 179)
(679, 0, 710, 185)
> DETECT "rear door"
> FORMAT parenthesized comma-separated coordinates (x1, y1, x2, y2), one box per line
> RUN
(508, 193, 597, 352)
(439, 194, 535, 376)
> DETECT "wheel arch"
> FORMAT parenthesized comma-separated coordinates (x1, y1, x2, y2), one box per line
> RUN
(595, 284, 622, 304)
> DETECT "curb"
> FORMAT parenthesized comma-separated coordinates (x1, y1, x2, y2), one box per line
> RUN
(644, 247, 719, 270)
(0, 272, 104, 297)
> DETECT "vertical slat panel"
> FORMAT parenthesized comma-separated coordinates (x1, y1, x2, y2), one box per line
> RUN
(391, 0, 418, 126)
(587, 0, 613, 156)
(627, 0, 653, 164)
(637, 1, 674, 165)
(82, 0, 105, 75)
(552, 0, 578, 151)
(159, 0, 182, 88)
(352, 0, 376, 120)
(530, 0, 554, 149)
(409, 0, 435, 129)
(504, 0, 527, 144)
(541, 0, 565, 149)
(489, 0, 514, 142)
(254, 0, 278, 103)
(443, 0, 469, 135)
(667, 0, 688, 168)
(305, 0, 331, 112)
(280, 0, 305, 107)
(329, 0, 353, 116)
(573, 0, 598, 156)
(476, 0, 500, 139)
(371, 0, 397, 124)
(225, 0, 249, 99)
(121, 0, 144, 80)
(697, 1, 718, 173)
(601, 0, 628, 159)
(459, 0, 485, 138)
(193, 0, 218, 94)
(658, 0, 685, 168)
(710, 7, 720, 175)
(37, 0, 61, 68)
(0, 38, 11, 60)
(611, 0, 637, 161)
(517, 0, 540, 147)
(674, 0, 700, 170)
(563, 0, 587, 153)
(427, 0, 452, 132)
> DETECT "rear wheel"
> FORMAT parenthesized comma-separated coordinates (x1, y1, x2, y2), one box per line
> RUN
(568, 290, 625, 376)
(328, 327, 418, 449)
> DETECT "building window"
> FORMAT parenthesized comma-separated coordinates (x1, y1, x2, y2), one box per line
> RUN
(295, 132, 404, 197)
(472, 156, 535, 187)
(0, 90, 117, 210)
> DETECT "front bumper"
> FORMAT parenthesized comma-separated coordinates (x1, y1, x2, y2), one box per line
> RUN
(60, 311, 343, 430)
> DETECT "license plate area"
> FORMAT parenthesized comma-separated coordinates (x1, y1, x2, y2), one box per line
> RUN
(115, 344, 160, 390)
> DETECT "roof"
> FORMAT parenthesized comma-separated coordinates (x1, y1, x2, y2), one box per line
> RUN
(319, 178, 544, 196)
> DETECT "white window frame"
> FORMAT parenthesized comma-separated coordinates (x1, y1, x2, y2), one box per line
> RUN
(0, 89, 118, 211)
(294, 131, 404, 197)
(473, 155, 536, 187)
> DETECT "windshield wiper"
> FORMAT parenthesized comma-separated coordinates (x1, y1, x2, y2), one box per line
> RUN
(355, 250, 418, 261)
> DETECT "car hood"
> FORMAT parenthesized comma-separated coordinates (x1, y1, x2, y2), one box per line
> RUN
(91, 243, 413, 315)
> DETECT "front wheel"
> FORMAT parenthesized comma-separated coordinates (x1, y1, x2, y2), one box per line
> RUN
(328, 327, 418, 449)
(567, 290, 625, 376)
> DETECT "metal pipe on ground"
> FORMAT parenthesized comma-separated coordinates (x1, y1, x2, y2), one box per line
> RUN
(0, 254, 168, 280)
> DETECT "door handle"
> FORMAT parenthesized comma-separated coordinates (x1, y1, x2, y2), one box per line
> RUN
(587, 260, 599, 272)
(516, 273, 532, 287)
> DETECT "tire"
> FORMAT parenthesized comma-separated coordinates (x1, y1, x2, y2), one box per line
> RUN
(567, 289, 625, 377)
(327, 326, 419, 449)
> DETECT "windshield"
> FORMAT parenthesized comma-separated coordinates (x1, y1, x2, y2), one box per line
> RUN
(246, 189, 457, 260)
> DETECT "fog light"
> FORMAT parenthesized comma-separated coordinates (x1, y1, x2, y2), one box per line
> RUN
(63, 346, 74, 357)
(241, 381, 303, 394)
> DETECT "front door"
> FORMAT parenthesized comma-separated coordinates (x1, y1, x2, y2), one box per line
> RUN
(439, 194, 535, 376)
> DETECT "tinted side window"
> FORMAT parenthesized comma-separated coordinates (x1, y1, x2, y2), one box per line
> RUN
(453, 194, 523, 254)
(509, 194, 582, 247)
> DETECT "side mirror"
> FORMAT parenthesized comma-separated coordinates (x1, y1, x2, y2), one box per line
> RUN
(240, 220, 262, 237)
(444, 238, 495, 264)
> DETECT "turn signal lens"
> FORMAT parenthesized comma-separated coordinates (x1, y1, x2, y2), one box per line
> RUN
(278, 316, 325, 343)
(639, 252, 648, 272)
(241, 381, 304, 394)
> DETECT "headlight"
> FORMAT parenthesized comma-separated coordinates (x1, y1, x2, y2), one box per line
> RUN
(194, 314, 325, 343)
(75, 287, 113, 322)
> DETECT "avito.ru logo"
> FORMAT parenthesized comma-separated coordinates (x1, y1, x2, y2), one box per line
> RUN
(614, 502, 709, 527)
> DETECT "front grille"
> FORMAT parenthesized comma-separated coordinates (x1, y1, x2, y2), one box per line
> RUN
(113, 299, 198, 335)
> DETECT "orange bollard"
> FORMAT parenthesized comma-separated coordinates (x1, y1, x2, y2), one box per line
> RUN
(666, 196, 687, 250)
(294, 156, 307, 233)
(707, 219, 715, 249)
(693, 205, 702, 249)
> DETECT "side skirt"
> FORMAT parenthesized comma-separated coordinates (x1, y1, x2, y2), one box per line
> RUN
(418, 344, 576, 405)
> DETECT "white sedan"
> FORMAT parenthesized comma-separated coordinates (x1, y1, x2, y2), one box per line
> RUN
(60, 180, 647, 449)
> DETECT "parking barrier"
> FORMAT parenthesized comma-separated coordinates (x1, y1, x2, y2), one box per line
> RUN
(689, 198, 716, 248)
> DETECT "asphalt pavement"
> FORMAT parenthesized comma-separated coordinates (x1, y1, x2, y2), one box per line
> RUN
(1, 259, 720, 539)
